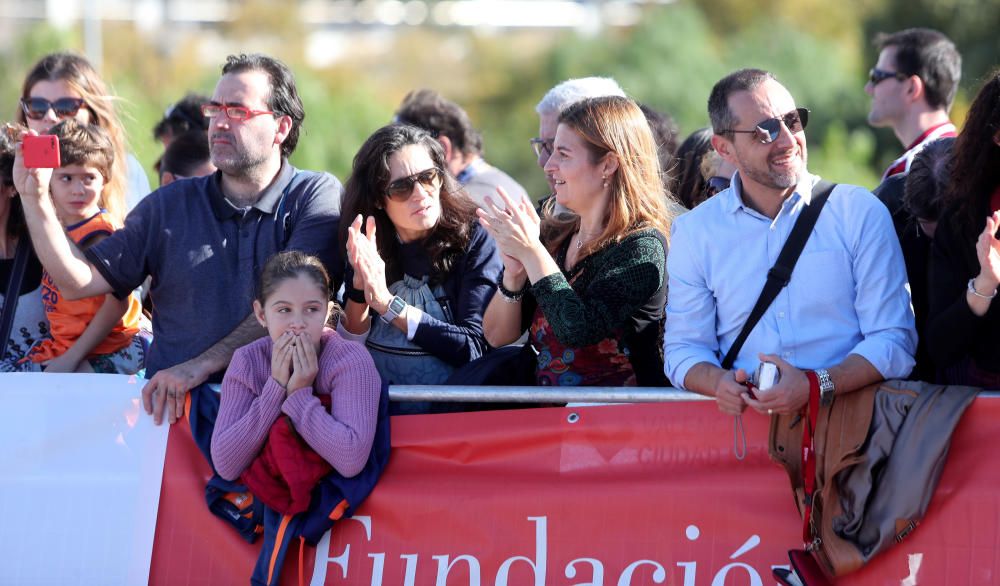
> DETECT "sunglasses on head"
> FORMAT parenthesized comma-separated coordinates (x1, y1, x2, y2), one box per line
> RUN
(20, 97, 87, 121)
(868, 68, 908, 86)
(386, 167, 441, 202)
(201, 103, 275, 121)
(530, 137, 554, 158)
(164, 102, 202, 128)
(721, 108, 809, 144)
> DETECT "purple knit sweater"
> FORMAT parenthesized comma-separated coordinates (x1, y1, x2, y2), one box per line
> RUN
(211, 328, 382, 481)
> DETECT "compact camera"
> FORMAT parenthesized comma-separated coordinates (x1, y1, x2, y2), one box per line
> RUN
(748, 360, 781, 393)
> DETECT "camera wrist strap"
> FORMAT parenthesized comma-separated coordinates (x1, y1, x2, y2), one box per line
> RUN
(725, 180, 835, 460)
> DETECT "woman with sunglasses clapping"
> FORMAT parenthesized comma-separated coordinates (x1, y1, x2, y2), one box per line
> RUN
(16, 53, 150, 217)
(338, 124, 502, 413)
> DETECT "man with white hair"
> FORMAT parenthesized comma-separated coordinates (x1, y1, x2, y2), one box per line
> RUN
(532, 77, 626, 197)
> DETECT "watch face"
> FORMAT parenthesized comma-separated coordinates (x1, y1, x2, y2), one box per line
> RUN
(389, 296, 406, 314)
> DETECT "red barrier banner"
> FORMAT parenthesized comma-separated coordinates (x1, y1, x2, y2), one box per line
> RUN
(151, 399, 1000, 585)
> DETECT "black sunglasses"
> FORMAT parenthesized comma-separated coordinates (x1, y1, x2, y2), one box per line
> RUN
(868, 68, 908, 86)
(386, 168, 441, 202)
(706, 175, 731, 195)
(721, 108, 809, 144)
(20, 97, 87, 121)
(530, 137, 554, 158)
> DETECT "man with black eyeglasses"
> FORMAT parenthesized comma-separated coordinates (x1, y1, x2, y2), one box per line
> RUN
(865, 28, 961, 183)
(14, 53, 342, 426)
(664, 69, 916, 420)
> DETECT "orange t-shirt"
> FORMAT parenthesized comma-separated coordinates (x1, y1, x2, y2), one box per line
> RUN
(29, 211, 142, 363)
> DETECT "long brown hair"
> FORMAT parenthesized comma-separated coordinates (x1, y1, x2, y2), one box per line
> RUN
(542, 96, 677, 256)
(339, 124, 477, 284)
(17, 53, 129, 223)
(945, 69, 1000, 232)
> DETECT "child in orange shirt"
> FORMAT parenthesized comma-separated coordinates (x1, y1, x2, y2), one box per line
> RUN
(25, 120, 146, 373)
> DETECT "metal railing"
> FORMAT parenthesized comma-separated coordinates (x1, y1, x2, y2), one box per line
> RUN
(387, 385, 1000, 404)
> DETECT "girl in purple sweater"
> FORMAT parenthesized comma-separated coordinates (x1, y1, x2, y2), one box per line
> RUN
(211, 251, 382, 482)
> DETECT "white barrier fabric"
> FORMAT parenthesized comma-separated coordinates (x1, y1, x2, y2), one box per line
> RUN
(0, 373, 167, 586)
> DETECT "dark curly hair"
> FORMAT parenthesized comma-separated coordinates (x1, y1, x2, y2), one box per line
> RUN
(394, 89, 483, 156)
(903, 137, 954, 222)
(339, 124, 477, 284)
(669, 128, 714, 209)
(944, 70, 1000, 232)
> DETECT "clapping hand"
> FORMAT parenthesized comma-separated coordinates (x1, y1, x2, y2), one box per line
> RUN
(975, 210, 1000, 292)
(476, 187, 542, 268)
(346, 214, 392, 314)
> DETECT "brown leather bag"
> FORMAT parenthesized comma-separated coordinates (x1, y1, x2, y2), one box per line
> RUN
(768, 379, 978, 580)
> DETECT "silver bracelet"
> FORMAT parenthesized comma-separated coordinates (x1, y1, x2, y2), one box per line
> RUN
(967, 278, 998, 300)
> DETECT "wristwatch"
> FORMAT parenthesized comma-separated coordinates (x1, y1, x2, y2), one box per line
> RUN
(380, 295, 407, 324)
(815, 368, 835, 407)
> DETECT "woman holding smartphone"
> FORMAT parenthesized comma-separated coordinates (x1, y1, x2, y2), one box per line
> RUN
(16, 52, 150, 216)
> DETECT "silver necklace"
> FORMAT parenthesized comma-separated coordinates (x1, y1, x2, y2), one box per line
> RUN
(575, 229, 601, 250)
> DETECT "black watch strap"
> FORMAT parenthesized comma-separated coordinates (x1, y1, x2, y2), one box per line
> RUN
(345, 286, 367, 304)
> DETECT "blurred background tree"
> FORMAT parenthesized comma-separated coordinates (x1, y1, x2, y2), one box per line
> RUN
(0, 0, 995, 199)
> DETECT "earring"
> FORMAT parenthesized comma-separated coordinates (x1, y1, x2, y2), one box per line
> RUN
(602, 174, 608, 188)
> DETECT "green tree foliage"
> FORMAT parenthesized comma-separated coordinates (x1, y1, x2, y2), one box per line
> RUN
(534, 3, 880, 190)
(3, 0, 995, 199)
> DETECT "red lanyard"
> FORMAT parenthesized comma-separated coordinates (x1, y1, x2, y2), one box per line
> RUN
(802, 371, 820, 546)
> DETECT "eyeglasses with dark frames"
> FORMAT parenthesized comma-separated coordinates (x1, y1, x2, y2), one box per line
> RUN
(719, 108, 810, 144)
(201, 103, 276, 121)
(868, 68, 909, 87)
(530, 137, 554, 158)
(385, 167, 441, 202)
(20, 97, 87, 121)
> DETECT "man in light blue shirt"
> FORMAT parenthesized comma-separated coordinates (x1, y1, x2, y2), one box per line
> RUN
(664, 69, 916, 417)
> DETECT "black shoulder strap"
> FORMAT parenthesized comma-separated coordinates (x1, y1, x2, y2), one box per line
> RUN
(720, 180, 836, 370)
(0, 238, 32, 350)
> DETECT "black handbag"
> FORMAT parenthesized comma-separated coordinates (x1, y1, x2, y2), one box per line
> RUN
(0, 239, 33, 355)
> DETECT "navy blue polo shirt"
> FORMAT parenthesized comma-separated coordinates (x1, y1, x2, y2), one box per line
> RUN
(85, 160, 342, 379)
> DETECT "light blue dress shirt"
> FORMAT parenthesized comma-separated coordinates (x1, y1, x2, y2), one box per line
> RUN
(664, 172, 917, 390)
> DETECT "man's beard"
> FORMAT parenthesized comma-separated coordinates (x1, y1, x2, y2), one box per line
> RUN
(737, 149, 803, 191)
(210, 136, 269, 176)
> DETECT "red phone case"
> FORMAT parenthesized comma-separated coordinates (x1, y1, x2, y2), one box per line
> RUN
(22, 134, 61, 169)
